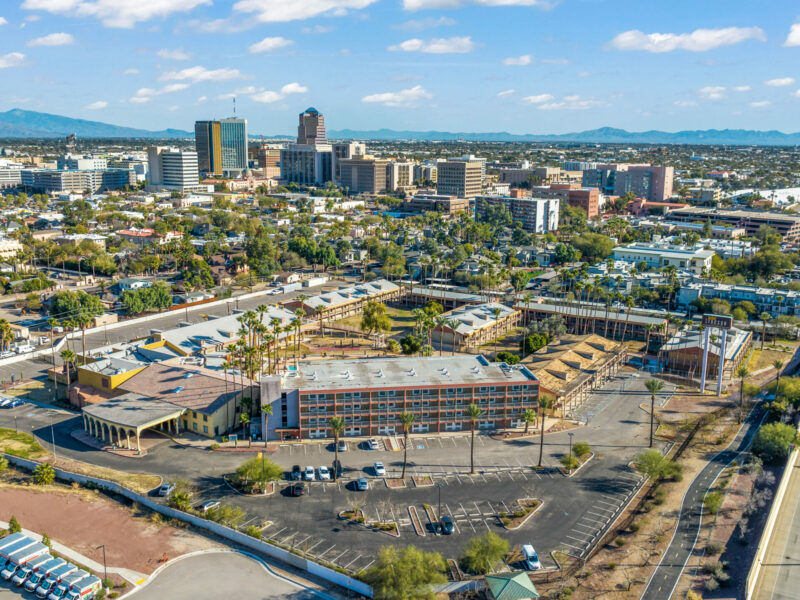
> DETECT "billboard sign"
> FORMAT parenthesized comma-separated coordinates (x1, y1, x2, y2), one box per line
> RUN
(702, 314, 733, 330)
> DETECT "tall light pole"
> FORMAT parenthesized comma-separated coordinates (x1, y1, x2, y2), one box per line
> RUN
(568, 432, 574, 475)
(435, 482, 443, 522)
(50, 418, 57, 462)
(96, 545, 107, 586)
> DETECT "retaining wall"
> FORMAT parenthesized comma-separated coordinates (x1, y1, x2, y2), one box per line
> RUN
(2, 453, 373, 598)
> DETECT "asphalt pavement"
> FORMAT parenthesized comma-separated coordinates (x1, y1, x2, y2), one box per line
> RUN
(640, 404, 766, 600)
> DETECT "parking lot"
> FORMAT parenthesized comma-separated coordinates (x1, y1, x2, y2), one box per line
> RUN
(0, 370, 671, 575)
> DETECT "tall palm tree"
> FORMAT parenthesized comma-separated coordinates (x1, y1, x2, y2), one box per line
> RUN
(537, 397, 553, 467)
(522, 408, 537, 435)
(491, 307, 503, 359)
(645, 379, 664, 448)
(759, 312, 771, 350)
(465, 404, 483, 474)
(59, 349, 76, 398)
(435, 315, 448, 356)
(221, 360, 231, 433)
(399, 412, 416, 479)
(328, 416, 345, 478)
(239, 414, 251, 447)
(261, 403, 273, 446)
(736, 365, 749, 423)
(773, 359, 785, 392)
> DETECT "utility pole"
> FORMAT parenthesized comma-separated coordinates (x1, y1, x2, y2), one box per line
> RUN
(568, 432, 574, 475)
(96, 545, 107, 586)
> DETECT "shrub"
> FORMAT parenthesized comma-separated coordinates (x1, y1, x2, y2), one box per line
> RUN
(560, 453, 579, 471)
(210, 443, 220, 450)
(33, 463, 55, 485)
(8, 516, 21, 534)
(628, 522, 640, 533)
(653, 488, 666, 506)
(752, 422, 799, 464)
(0, 456, 7, 472)
(245, 525, 262, 539)
(614, 537, 626, 547)
(573, 442, 590, 458)
(704, 492, 724, 515)
(702, 561, 724, 576)
(686, 591, 702, 600)
(41, 533, 51, 548)
(704, 578, 719, 592)
(607, 562, 616, 571)
(705, 541, 725, 555)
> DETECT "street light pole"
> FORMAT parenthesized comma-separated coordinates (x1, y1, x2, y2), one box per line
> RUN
(50, 418, 57, 462)
(436, 482, 442, 521)
(96, 545, 107, 586)
(568, 432, 574, 475)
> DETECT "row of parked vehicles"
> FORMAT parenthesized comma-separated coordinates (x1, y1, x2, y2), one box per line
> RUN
(0, 533, 102, 599)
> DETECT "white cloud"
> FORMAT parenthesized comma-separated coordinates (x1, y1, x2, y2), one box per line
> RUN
(130, 82, 189, 103)
(794, 89, 800, 98)
(248, 36, 293, 53)
(534, 95, 604, 110)
(0, 17, 7, 26)
(233, 0, 377, 23)
(785, 23, 800, 47)
(388, 36, 474, 53)
(250, 82, 308, 103)
(362, 84, 432, 107)
(28, 32, 74, 46)
(157, 47, 191, 60)
(197, 96, 207, 102)
(540, 57, 569, 65)
(750, 100, 771, 108)
(673, 100, 698, 107)
(302, 25, 332, 33)
(160, 66, 244, 82)
(610, 26, 765, 53)
(124, 68, 139, 75)
(86, 100, 108, 109)
(21, 0, 211, 28)
(699, 85, 726, 100)
(394, 16, 455, 31)
(185, 17, 252, 33)
(496, 89, 515, 97)
(522, 93, 553, 103)
(403, 0, 547, 10)
(0, 52, 25, 69)
(732, 85, 750, 92)
(503, 54, 531, 66)
(765, 77, 795, 87)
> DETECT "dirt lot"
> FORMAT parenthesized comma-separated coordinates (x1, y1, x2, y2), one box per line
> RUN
(0, 484, 221, 576)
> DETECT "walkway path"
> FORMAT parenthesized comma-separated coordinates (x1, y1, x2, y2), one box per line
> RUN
(0, 520, 147, 584)
(640, 404, 766, 600)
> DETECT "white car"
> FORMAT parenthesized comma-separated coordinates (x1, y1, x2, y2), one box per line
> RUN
(303, 466, 315, 481)
(373, 462, 386, 476)
(317, 466, 330, 480)
(522, 544, 541, 570)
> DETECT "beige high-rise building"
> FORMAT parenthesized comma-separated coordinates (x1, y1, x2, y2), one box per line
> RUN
(339, 156, 389, 194)
(436, 159, 483, 198)
(386, 161, 415, 191)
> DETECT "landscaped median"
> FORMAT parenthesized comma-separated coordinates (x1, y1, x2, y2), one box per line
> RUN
(558, 441, 594, 477)
(338, 507, 399, 537)
(499, 498, 543, 530)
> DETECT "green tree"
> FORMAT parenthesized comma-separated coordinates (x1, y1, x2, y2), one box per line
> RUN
(0, 456, 7, 473)
(634, 449, 682, 482)
(360, 301, 392, 339)
(703, 491, 723, 515)
(33, 463, 55, 485)
(521, 408, 537, 435)
(465, 404, 483, 474)
(400, 335, 422, 356)
(645, 379, 664, 447)
(362, 545, 447, 600)
(329, 416, 345, 477)
(399, 412, 416, 479)
(460, 532, 510, 575)
(239, 414, 251, 447)
(205, 504, 246, 528)
(235, 456, 283, 488)
(41, 533, 52, 549)
(8, 516, 21, 534)
(752, 422, 798, 464)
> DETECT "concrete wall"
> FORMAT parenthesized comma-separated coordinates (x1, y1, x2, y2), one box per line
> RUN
(2, 453, 373, 597)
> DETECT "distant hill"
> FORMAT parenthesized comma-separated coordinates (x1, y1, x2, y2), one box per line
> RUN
(1, 109, 800, 145)
(0, 109, 191, 139)
(329, 126, 800, 145)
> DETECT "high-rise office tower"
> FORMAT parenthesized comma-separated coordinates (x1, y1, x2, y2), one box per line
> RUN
(194, 118, 248, 176)
(147, 147, 199, 190)
(297, 107, 327, 145)
(436, 158, 484, 198)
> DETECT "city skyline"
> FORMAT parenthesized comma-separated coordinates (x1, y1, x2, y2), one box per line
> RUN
(1, 1, 799, 135)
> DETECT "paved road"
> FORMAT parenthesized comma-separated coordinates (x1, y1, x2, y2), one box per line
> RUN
(750, 456, 800, 600)
(640, 404, 766, 600)
(128, 552, 331, 600)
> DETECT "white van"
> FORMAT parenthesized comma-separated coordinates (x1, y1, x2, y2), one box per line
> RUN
(522, 544, 541, 570)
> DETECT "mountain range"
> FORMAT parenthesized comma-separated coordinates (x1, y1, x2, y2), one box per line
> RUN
(1, 109, 800, 146)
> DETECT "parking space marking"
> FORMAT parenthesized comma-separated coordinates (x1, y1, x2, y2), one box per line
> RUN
(317, 544, 336, 559)
(572, 523, 596, 532)
(561, 541, 585, 552)
(270, 526, 287, 538)
(342, 554, 362, 569)
(306, 539, 325, 553)
(591, 505, 616, 514)
(566, 535, 590, 543)
(596, 499, 617, 507)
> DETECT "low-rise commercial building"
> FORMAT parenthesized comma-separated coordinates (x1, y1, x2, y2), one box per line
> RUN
(403, 194, 470, 215)
(677, 282, 800, 316)
(612, 242, 714, 275)
(433, 303, 521, 350)
(476, 196, 560, 233)
(283, 279, 401, 321)
(658, 326, 752, 381)
(668, 207, 800, 241)
(260, 355, 539, 440)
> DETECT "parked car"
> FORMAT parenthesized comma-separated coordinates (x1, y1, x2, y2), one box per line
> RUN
(373, 462, 386, 476)
(337, 440, 347, 452)
(440, 516, 455, 535)
(0, 351, 14, 359)
(0, 398, 11, 408)
(3, 399, 24, 409)
(356, 477, 369, 491)
(15, 345, 35, 354)
(288, 482, 305, 496)
(367, 438, 380, 450)
(522, 544, 541, 570)
(198, 500, 220, 513)
(303, 466, 315, 481)
(290, 465, 302, 481)
(158, 482, 175, 497)
(317, 466, 330, 480)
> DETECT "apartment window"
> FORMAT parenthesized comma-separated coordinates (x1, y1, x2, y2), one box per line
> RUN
(193, 422, 198, 431)
(203, 414, 208, 422)
(352, 392, 361, 398)
(343, 393, 352, 399)
(352, 404, 361, 411)
(388, 390, 395, 397)
(203, 426, 208, 434)
(308, 394, 317, 400)
(192, 411, 198, 419)
(378, 391, 386, 397)
(479, 387, 488, 392)
(412, 390, 421, 396)
(511, 385, 520, 391)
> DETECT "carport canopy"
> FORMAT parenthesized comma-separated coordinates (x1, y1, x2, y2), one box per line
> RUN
(82, 393, 186, 451)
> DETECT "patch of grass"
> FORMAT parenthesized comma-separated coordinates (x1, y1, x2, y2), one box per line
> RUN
(54, 458, 161, 494)
(0, 428, 48, 459)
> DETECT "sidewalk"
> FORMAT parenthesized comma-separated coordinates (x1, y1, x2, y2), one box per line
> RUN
(0, 520, 148, 585)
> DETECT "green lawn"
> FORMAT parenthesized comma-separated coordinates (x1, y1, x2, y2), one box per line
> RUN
(335, 306, 417, 337)
(0, 428, 48, 459)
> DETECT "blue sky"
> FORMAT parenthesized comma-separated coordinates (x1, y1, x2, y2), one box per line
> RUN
(1, 0, 799, 135)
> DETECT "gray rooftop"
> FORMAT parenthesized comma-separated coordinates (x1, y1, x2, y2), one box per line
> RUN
(515, 298, 667, 327)
(410, 286, 483, 303)
(443, 302, 518, 335)
(83, 393, 185, 428)
(293, 279, 398, 311)
(661, 326, 751, 361)
(281, 355, 537, 392)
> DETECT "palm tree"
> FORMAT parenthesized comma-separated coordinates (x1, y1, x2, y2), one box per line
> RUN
(465, 404, 483, 474)
(736, 365, 749, 423)
(399, 412, 416, 479)
(645, 379, 664, 448)
(328, 416, 345, 477)
(59, 349, 76, 398)
(522, 408, 537, 435)
(537, 397, 553, 467)
(774, 359, 785, 392)
(435, 315, 448, 356)
(759, 312, 771, 350)
(221, 360, 231, 433)
(491, 307, 502, 359)
(261, 403, 273, 446)
(239, 414, 251, 447)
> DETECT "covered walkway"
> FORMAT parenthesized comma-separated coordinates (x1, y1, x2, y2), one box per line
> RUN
(82, 393, 186, 451)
